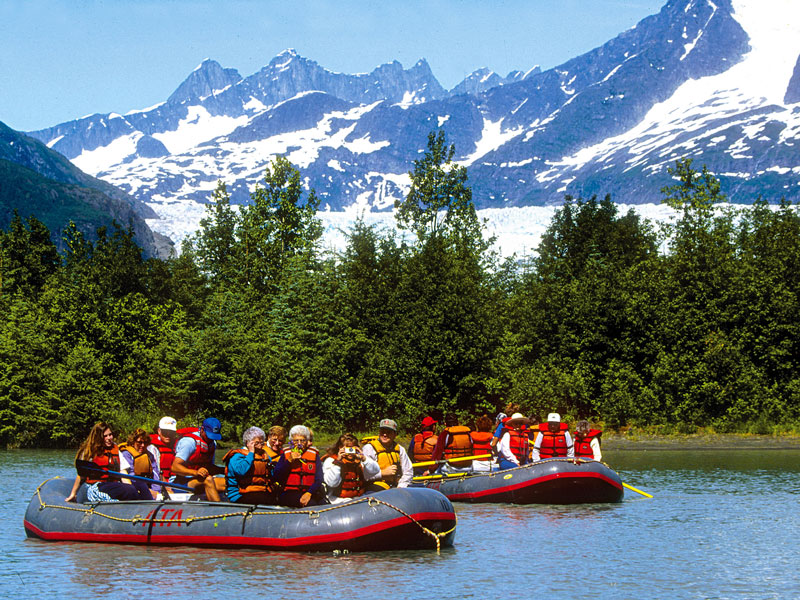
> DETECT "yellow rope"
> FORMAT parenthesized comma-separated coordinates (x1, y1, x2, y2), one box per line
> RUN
(32, 478, 453, 552)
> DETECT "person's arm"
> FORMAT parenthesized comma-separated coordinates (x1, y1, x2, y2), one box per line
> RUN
(530, 432, 542, 462)
(148, 446, 162, 481)
(307, 454, 324, 495)
(323, 456, 342, 489)
(565, 432, 574, 458)
(119, 450, 134, 474)
(65, 475, 83, 502)
(360, 454, 381, 481)
(397, 447, 413, 487)
(497, 432, 518, 465)
(591, 437, 602, 461)
(228, 450, 255, 478)
(430, 431, 448, 463)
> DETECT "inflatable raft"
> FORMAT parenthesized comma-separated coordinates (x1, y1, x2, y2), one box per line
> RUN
(24, 477, 456, 552)
(416, 458, 624, 504)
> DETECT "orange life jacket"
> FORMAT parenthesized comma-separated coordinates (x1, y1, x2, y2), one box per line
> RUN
(470, 431, 493, 458)
(118, 443, 154, 478)
(222, 448, 275, 494)
(325, 452, 367, 499)
(574, 429, 602, 459)
(283, 447, 319, 493)
(85, 445, 120, 484)
(443, 425, 474, 463)
(412, 431, 437, 462)
(149, 432, 176, 480)
(537, 422, 571, 458)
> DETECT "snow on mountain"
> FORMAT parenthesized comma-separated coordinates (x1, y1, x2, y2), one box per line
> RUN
(26, 0, 800, 249)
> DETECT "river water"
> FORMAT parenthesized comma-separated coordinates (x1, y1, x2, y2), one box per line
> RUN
(3, 447, 799, 599)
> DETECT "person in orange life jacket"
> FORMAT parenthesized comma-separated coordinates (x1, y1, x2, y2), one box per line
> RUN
(223, 426, 289, 504)
(470, 414, 496, 472)
(147, 416, 178, 481)
(277, 425, 325, 507)
(496, 413, 532, 470)
(119, 427, 161, 499)
(323, 433, 380, 504)
(429, 414, 474, 474)
(65, 422, 152, 502)
(408, 415, 438, 475)
(171, 417, 226, 502)
(573, 420, 602, 461)
(362, 419, 413, 491)
(531, 413, 574, 461)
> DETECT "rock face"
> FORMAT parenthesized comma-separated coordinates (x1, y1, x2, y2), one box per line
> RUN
(24, 0, 800, 244)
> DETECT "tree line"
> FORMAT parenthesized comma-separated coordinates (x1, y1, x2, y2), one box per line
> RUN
(2, 131, 799, 447)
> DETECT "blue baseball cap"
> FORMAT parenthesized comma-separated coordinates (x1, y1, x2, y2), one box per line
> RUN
(202, 417, 222, 440)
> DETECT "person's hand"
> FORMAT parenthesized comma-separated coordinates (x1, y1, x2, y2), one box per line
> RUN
(246, 439, 258, 454)
(381, 464, 398, 477)
(196, 467, 209, 479)
(337, 447, 347, 460)
(299, 492, 312, 507)
(422, 470, 430, 477)
(64, 493, 76, 503)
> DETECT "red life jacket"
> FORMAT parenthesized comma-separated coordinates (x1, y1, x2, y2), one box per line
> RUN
(412, 431, 437, 462)
(181, 430, 216, 468)
(222, 448, 274, 494)
(574, 429, 602, 459)
(504, 428, 530, 464)
(470, 431, 493, 458)
(149, 433, 176, 480)
(85, 445, 120, 484)
(537, 422, 571, 458)
(443, 425, 474, 463)
(283, 447, 319, 493)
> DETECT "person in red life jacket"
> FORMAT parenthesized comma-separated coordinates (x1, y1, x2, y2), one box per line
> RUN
(470, 414, 495, 472)
(408, 415, 438, 476)
(171, 417, 226, 501)
(429, 414, 474, 474)
(573, 420, 602, 461)
(147, 416, 178, 481)
(119, 427, 161, 499)
(277, 424, 325, 507)
(531, 412, 574, 461)
(65, 422, 152, 502)
(497, 413, 532, 469)
(223, 426, 288, 505)
(322, 433, 380, 504)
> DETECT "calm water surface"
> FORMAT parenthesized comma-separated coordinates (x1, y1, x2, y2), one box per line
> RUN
(2, 448, 799, 599)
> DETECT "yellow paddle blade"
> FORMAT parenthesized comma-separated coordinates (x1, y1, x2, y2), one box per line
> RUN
(622, 481, 653, 498)
(412, 472, 472, 481)
(411, 453, 492, 468)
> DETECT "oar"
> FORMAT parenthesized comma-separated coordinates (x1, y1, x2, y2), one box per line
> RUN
(75, 460, 193, 493)
(622, 481, 653, 498)
(411, 453, 492, 468)
(413, 472, 475, 481)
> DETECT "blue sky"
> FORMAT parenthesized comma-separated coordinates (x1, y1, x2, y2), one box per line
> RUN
(1, 0, 666, 132)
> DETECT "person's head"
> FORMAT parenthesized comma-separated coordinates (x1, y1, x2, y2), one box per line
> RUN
(127, 427, 150, 451)
(157, 416, 177, 444)
(267, 426, 286, 452)
(201, 417, 222, 442)
(444, 414, 458, 428)
(378, 419, 398, 445)
(575, 420, 590, 438)
(77, 422, 114, 460)
(495, 412, 507, 425)
(329, 433, 359, 458)
(421, 416, 437, 432)
(475, 414, 493, 432)
(242, 426, 266, 449)
(547, 412, 562, 433)
(289, 425, 311, 451)
(508, 413, 529, 430)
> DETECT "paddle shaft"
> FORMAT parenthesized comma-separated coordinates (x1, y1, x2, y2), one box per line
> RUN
(411, 453, 492, 468)
(622, 481, 653, 498)
(75, 460, 193, 493)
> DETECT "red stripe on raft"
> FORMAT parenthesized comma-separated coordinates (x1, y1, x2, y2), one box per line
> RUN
(23, 511, 454, 547)
(445, 471, 622, 501)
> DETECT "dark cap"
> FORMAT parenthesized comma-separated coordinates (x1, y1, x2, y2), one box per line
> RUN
(202, 417, 222, 440)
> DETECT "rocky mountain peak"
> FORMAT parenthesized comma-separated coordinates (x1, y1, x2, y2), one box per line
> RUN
(167, 59, 242, 105)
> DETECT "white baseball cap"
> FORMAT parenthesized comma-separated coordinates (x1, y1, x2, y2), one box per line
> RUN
(158, 416, 177, 431)
(547, 413, 561, 423)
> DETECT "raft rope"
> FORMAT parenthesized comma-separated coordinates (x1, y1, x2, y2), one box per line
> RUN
(33, 477, 455, 553)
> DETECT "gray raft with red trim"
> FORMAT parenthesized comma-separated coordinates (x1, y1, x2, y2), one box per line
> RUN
(416, 458, 624, 504)
(24, 477, 456, 552)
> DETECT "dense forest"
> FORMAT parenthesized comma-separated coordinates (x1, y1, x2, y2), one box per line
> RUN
(2, 131, 799, 448)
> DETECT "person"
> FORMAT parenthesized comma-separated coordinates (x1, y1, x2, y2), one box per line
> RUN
(171, 417, 226, 501)
(408, 416, 438, 475)
(266, 425, 287, 457)
(118, 427, 162, 499)
(470, 414, 495, 472)
(148, 416, 178, 481)
(531, 413, 574, 461)
(65, 422, 152, 502)
(489, 411, 510, 449)
(223, 426, 287, 504)
(496, 413, 531, 470)
(322, 433, 380, 504)
(277, 425, 325, 507)
(430, 415, 473, 473)
(362, 419, 413, 491)
(573, 420, 602, 461)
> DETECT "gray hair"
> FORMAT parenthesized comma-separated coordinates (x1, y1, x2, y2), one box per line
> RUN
(242, 426, 266, 445)
(289, 424, 310, 439)
(575, 420, 590, 435)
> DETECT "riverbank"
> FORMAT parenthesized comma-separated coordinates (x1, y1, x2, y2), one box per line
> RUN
(601, 431, 800, 450)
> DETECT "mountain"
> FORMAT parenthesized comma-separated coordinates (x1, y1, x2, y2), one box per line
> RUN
(0, 121, 171, 257)
(25, 0, 800, 246)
